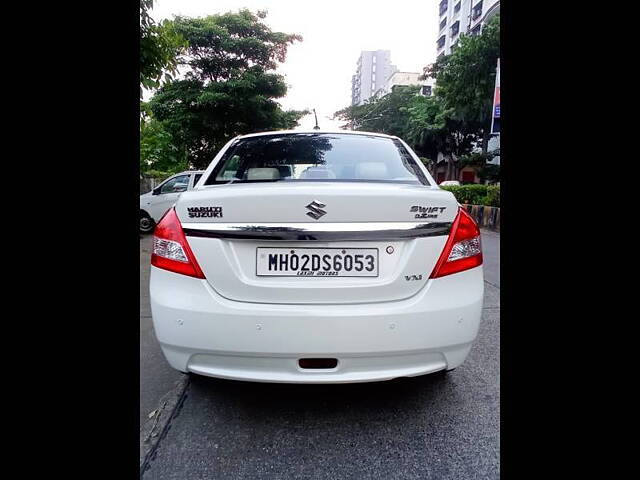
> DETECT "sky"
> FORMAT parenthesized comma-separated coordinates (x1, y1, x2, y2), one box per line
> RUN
(149, 0, 439, 130)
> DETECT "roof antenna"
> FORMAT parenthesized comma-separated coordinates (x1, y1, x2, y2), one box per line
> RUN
(312, 109, 320, 130)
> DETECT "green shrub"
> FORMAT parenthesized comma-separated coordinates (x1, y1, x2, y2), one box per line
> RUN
(485, 185, 500, 207)
(440, 184, 487, 205)
(141, 169, 174, 181)
(440, 184, 500, 207)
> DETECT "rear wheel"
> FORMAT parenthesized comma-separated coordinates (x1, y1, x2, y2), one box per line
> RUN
(140, 212, 155, 233)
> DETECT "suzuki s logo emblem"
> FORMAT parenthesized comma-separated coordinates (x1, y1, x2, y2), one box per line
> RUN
(306, 200, 327, 220)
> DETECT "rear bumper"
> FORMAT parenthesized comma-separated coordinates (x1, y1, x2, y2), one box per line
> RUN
(149, 266, 484, 383)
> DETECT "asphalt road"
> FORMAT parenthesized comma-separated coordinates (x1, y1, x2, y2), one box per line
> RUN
(140, 235, 184, 428)
(140, 230, 500, 479)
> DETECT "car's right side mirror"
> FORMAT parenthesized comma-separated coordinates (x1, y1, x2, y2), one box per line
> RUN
(152, 186, 162, 195)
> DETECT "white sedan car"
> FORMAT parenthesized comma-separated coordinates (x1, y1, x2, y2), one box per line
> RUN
(150, 131, 483, 383)
(139, 170, 204, 233)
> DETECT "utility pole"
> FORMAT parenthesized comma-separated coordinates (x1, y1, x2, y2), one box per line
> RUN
(313, 109, 320, 130)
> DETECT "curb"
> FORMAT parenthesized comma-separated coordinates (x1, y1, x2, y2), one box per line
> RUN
(462, 204, 500, 232)
(139, 375, 190, 477)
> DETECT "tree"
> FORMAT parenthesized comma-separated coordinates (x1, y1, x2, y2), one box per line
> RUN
(148, 10, 307, 169)
(405, 95, 478, 181)
(171, 12, 302, 83)
(333, 17, 499, 182)
(333, 85, 420, 137)
(424, 15, 500, 154)
(140, 116, 187, 174)
(140, 0, 187, 95)
(333, 87, 477, 180)
(456, 150, 500, 184)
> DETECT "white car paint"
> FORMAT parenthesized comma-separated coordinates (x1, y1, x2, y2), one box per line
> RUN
(140, 170, 204, 224)
(149, 130, 484, 383)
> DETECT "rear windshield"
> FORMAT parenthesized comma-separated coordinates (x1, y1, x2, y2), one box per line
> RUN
(204, 133, 430, 186)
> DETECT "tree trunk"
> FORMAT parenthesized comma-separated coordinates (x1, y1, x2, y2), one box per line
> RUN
(481, 128, 490, 154)
(446, 155, 458, 181)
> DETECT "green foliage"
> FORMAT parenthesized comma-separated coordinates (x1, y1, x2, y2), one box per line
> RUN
(426, 16, 500, 135)
(334, 85, 420, 137)
(171, 11, 302, 82)
(140, 0, 187, 94)
(440, 184, 499, 206)
(141, 169, 175, 182)
(484, 185, 500, 207)
(334, 85, 477, 164)
(148, 10, 307, 169)
(440, 184, 489, 205)
(407, 94, 479, 161)
(418, 157, 434, 169)
(140, 117, 187, 173)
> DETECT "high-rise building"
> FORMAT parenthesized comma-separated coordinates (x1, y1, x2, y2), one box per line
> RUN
(436, 0, 500, 57)
(351, 50, 397, 106)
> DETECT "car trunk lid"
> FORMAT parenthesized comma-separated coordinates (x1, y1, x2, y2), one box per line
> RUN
(176, 182, 458, 304)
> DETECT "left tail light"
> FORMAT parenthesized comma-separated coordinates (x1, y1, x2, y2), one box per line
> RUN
(151, 208, 205, 279)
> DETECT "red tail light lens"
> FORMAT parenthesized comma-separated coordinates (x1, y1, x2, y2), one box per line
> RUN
(430, 207, 482, 278)
(151, 208, 205, 279)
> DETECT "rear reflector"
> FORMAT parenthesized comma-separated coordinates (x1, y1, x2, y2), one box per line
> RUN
(298, 358, 338, 369)
(430, 207, 482, 278)
(151, 208, 205, 279)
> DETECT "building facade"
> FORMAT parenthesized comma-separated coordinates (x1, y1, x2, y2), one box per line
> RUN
(351, 50, 397, 106)
(436, 0, 500, 57)
(374, 71, 435, 98)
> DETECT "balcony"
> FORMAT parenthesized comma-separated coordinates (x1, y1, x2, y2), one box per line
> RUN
(483, 2, 500, 24)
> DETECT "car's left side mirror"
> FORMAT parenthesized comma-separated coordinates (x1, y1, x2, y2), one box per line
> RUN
(152, 186, 162, 195)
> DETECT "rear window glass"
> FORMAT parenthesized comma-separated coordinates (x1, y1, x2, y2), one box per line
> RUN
(204, 133, 430, 186)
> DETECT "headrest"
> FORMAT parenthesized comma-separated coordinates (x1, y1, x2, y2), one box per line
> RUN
(246, 168, 281, 180)
(300, 167, 336, 179)
(354, 162, 388, 180)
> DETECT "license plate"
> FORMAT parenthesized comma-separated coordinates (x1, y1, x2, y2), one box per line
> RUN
(256, 247, 379, 277)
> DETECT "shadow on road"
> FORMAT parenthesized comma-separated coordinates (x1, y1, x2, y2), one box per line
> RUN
(188, 370, 461, 420)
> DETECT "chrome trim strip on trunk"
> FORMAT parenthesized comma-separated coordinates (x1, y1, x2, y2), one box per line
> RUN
(182, 222, 452, 241)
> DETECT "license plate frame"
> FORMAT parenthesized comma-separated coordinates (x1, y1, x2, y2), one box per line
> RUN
(255, 247, 379, 278)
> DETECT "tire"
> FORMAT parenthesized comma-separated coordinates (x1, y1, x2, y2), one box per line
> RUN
(140, 211, 155, 233)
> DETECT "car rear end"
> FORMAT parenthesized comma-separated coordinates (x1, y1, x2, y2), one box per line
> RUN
(149, 132, 484, 383)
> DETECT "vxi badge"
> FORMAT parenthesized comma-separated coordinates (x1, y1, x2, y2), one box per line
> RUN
(410, 206, 446, 219)
(405, 274, 423, 281)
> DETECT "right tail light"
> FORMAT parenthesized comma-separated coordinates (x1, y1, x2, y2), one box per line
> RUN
(430, 207, 483, 278)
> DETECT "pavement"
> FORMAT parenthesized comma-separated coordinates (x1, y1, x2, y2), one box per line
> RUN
(140, 230, 500, 479)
